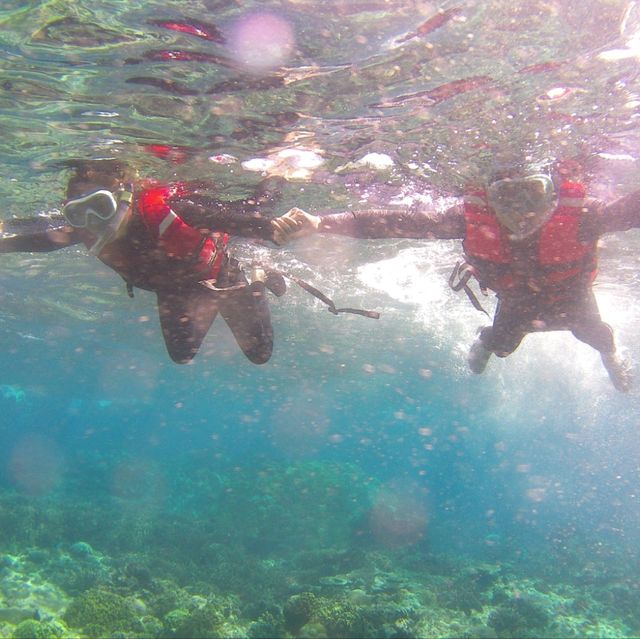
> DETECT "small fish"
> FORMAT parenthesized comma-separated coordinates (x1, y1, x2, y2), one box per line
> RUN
(204, 75, 286, 95)
(396, 8, 461, 44)
(17, 332, 44, 342)
(140, 49, 233, 66)
(372, 75, 492, 108)
(80, 110, 119, 117)
(517, 61, 565, 74)
(126, 76, 199, 95)
(31, 16, 132, 47)
(149, 18, 225, 43)
(425, 75, 492, 104)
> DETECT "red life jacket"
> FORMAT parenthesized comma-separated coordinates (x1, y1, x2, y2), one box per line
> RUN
(461, 180, 597, 294)
(80, 182, 228, 292)
(136, 183, 229, 282)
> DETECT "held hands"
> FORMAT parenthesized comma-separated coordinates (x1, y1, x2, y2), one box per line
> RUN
(270, 207, 321, 245)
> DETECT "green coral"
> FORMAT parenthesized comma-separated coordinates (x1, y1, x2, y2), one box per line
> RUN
(82, 623, 109, 637)
(139, 615, 164, 637)
(163, 603, 225, 639)
(298, 621, 328, 638)
(148, 581, 193, 618)
(11, 619, 64, 639)
(488, 596, 550, 638)
(284, 592, 372, 638)
(283, 592, 318, 633)
(316, 600, 369, 639)
(62, 588, 138, 633)
(438, 576, 484, 614)
(163, 609, 191, 635)
(248, 611, 285, 639)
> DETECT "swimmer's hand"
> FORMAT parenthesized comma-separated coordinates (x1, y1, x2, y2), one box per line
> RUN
(271, 208, 321, 245)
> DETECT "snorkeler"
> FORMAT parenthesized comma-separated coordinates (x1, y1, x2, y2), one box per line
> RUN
(271, 160, 639, 392)
(0, 159, 301, 364)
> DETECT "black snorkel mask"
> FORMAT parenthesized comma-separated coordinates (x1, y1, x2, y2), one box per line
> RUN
(62, 185, 133, 255)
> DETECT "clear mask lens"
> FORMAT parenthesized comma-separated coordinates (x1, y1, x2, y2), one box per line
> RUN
(62, 190, 118, 230)
(487, 175, 556, 237)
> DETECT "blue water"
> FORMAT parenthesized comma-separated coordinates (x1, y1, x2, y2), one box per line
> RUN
(2, 1, 640, 637)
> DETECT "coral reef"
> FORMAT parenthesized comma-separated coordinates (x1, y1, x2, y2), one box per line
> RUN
(11, 619, 65, 639)
(62, 589, 138, 635)
(488, 595, 550, 637)
(0, 461, 635, 638)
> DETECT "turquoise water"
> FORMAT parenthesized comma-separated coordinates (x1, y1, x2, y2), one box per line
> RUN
(2, 1, 640, 637)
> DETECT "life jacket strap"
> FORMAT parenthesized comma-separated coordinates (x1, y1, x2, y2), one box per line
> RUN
(448, 261, 491, 317)
(287, 274, 380, 319)
(200, 265, 380, 320)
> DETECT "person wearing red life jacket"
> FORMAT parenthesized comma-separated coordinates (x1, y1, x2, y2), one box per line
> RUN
(0, 159, 298, 364)
(271, 162, 639, 392)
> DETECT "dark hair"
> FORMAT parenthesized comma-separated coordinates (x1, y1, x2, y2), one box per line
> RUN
(64, 159, 138, 198)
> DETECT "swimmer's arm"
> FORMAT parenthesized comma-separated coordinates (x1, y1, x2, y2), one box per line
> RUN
(0, 215, 83, 252)
(594, 192, 640, 235)
(317, 202, 466, 240)
(170, 197, 276, 241)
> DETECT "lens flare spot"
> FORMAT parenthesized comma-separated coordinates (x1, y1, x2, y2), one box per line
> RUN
(369, 484, 428, 547)
(8, 434, 64, 496)
(271, 395, 329, 457)
(112, 458, 165, 508)
(228, 13, 295, 72)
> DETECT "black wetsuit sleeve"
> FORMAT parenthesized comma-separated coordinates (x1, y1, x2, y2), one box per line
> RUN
(0, 215, 83, 252)
(169, 196, 275, 241)
(317, 202, 466, 240)
(597, 191, 640, 234)
(577, 194, 640, 241)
